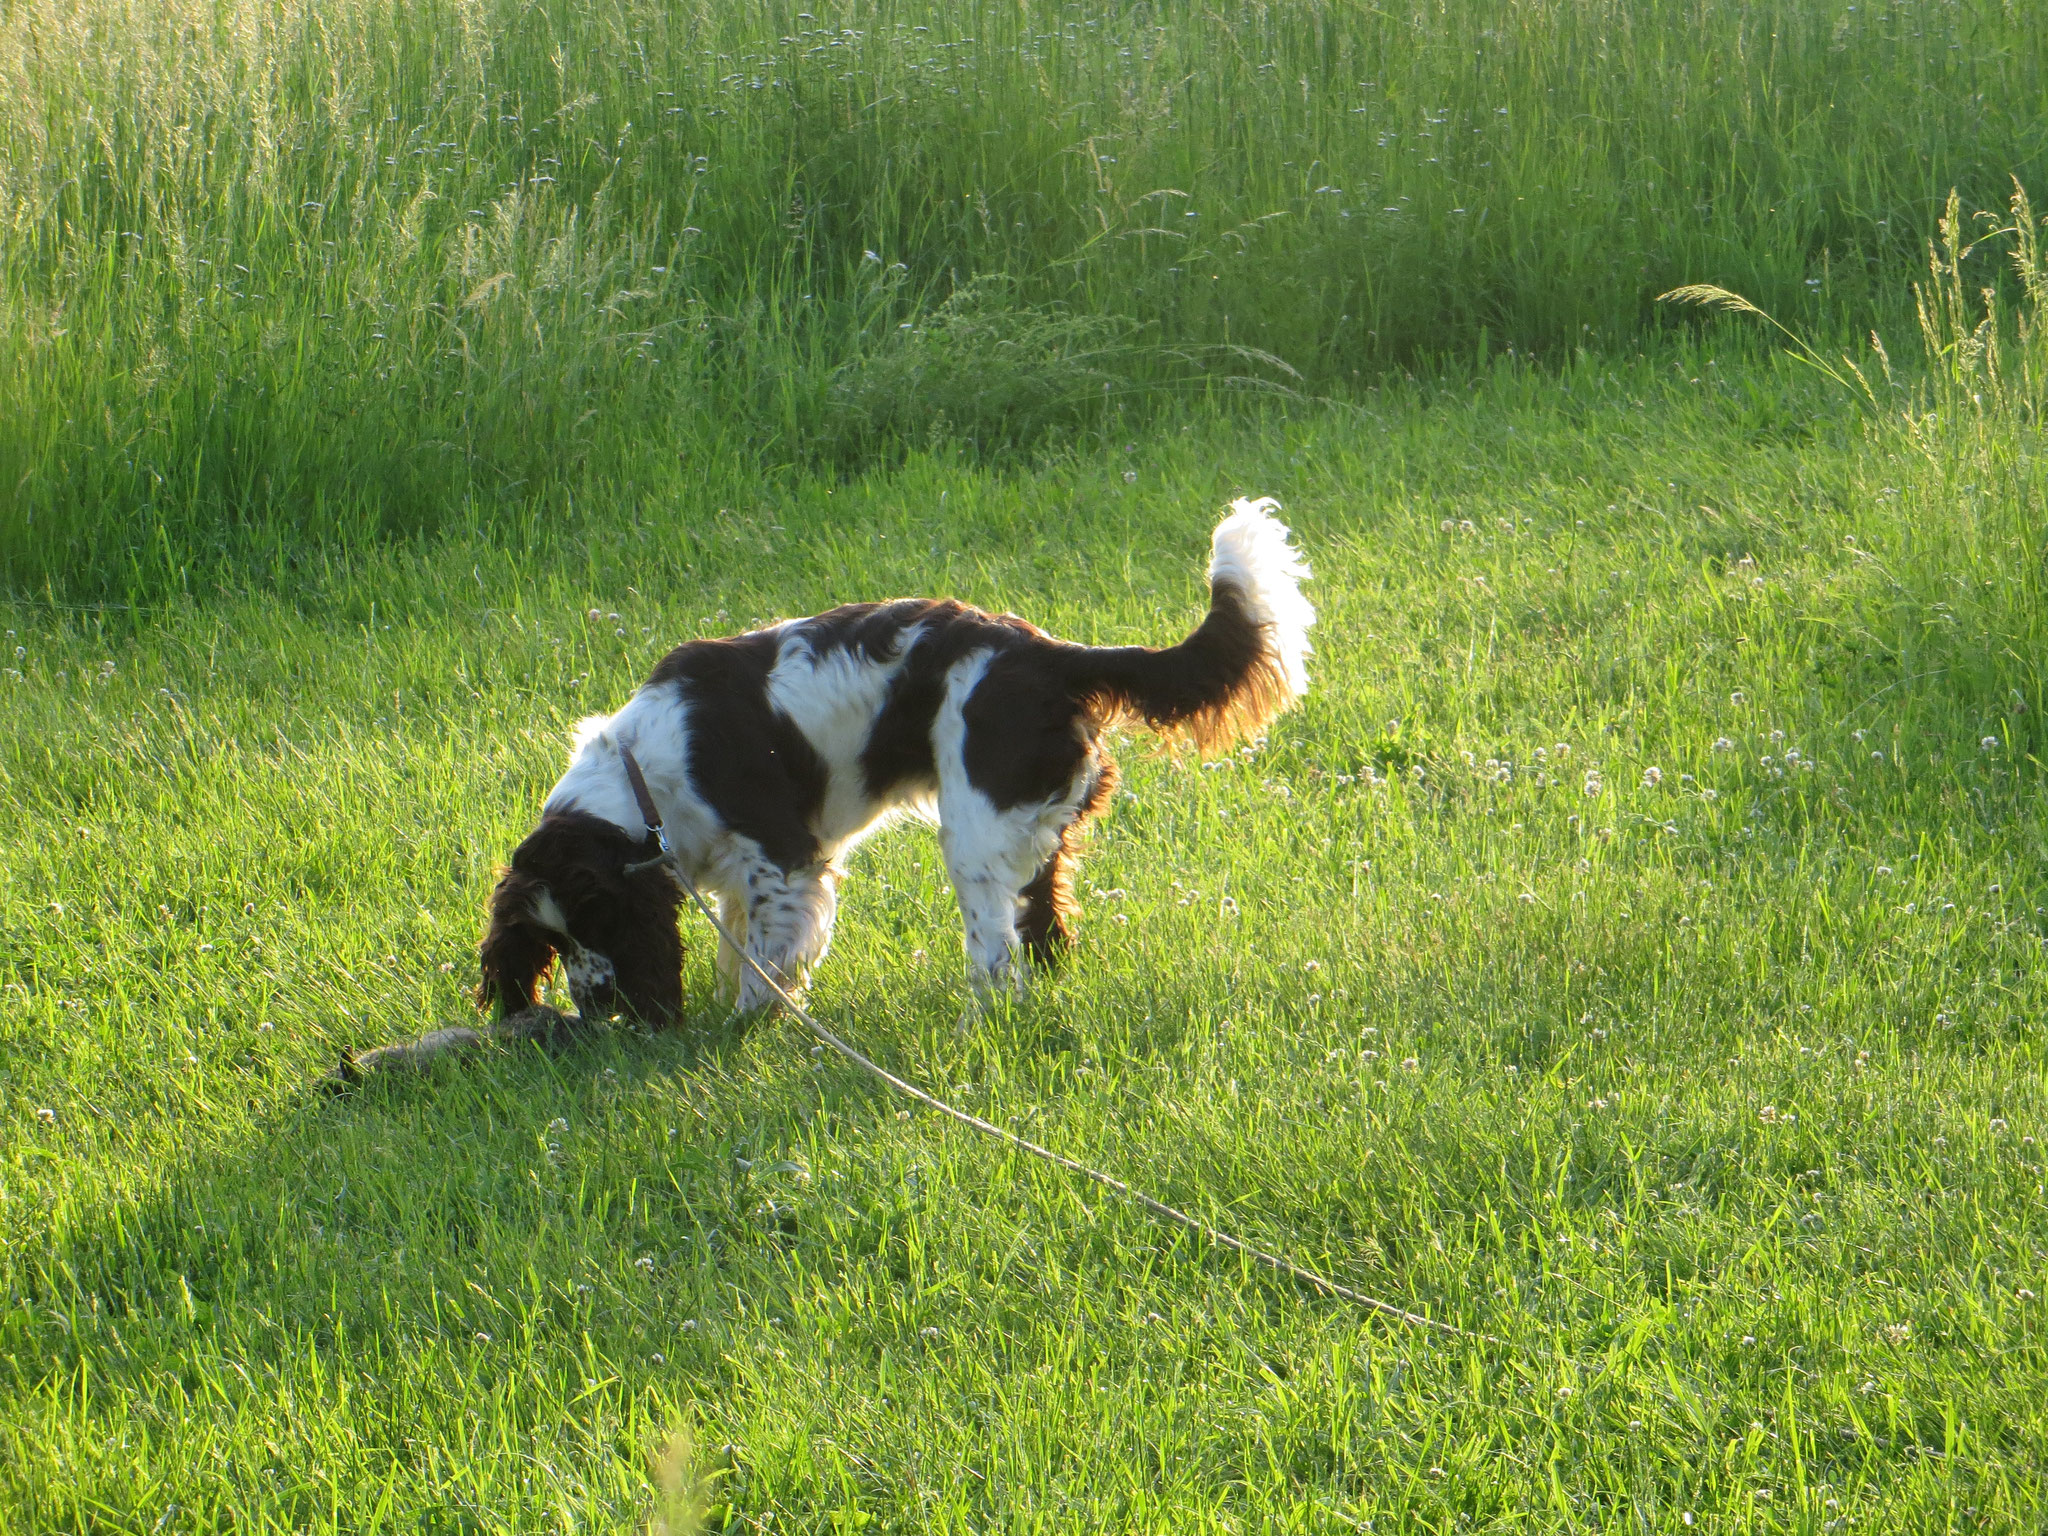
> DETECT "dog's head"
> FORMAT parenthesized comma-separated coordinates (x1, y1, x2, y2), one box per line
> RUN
(476, 811, 684, 1027)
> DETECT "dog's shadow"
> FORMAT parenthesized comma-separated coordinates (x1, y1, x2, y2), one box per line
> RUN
(12, 978, 1008, 1519)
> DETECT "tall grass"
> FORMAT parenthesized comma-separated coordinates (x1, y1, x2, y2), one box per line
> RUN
(3, 0, 2045, 599)
(8, 339, 2048, 1532)
(1657, 179, 2048, 740)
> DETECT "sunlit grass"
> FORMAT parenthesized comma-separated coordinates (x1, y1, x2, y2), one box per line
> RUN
(6, 0, 2048, 1527)
(4, 0, 2047, 597)
(4, 333, 2045, 1528)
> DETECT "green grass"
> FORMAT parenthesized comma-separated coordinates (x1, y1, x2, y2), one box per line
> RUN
(5, 0, 2048, 597)
(6, 317, 2048, 1528)
(8, 0, 2048, 1529)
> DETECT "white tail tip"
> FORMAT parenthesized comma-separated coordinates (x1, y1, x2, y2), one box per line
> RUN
(1208, 497, 1315, 699)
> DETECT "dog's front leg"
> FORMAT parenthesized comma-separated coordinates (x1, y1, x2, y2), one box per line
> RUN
(732, 862, 839, 1015)
(711, 892, 749, 1008)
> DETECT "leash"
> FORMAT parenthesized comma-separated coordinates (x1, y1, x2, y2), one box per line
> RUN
(618, 747, 1490, 1343)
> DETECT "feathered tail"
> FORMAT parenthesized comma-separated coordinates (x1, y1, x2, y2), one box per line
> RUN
(1063, 497, 1314, 752)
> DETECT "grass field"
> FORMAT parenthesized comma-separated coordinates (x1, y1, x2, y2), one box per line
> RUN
(6, 0, 2047, 598)
(6, 1, 2048, 1532)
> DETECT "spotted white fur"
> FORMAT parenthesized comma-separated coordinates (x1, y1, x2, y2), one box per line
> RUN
(526, 889, 620, 1016)
(527, 501, 1309, 1012)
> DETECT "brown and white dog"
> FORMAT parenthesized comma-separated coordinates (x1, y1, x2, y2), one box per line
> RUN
(477, 498, 1313, 1026)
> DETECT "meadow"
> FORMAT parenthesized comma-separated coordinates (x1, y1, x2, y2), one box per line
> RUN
(4, 0, 2048, 1531)
(5, 0, 2047, 599)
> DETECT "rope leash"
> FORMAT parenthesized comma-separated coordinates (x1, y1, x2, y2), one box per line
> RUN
(619, 751, 1491, 1344)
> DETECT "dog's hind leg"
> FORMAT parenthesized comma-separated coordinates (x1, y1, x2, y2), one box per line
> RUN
(939, 791, 1081, 996)
(1017, 754, 1119, 966)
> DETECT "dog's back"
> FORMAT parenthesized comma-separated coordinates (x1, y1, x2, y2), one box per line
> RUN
(479, 499, 1313, 1023)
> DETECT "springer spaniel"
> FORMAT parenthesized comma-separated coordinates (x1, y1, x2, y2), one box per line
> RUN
(477, 498, 1313, 1025)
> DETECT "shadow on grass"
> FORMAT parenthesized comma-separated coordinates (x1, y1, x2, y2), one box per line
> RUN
(0, 969, 956, 1523)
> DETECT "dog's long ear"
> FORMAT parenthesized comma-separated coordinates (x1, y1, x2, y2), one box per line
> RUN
(601, 870, 686, 1029)
(476, 869, 558, 1016)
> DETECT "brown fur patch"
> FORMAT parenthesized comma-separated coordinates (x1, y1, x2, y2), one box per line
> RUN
(1018, 754, 1120, 962)
(858, 600, 1050, 802)
(476, 868, 561, 1014)
(649, 629, 831, 872)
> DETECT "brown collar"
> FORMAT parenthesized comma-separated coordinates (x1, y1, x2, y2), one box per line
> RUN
(619, 745, 671, 856)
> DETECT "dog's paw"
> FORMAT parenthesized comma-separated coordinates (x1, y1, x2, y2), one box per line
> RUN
(736, 975, 807, 1018)
(707, 1000, 777, 1040)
